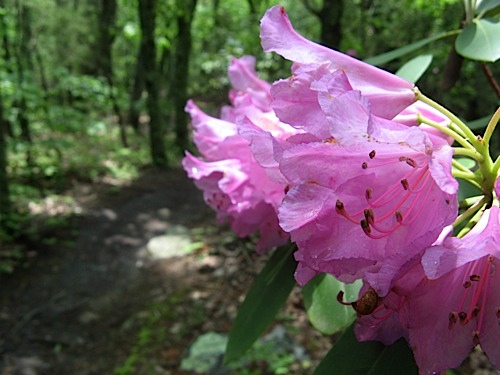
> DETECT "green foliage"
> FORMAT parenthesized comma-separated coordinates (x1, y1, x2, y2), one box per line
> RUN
(395, 54, 434, 83)
(313, 324, 418, 375)
(455, 18, 500, 61)
(225, 244, 296, 363)
(302, 274, 361, 335)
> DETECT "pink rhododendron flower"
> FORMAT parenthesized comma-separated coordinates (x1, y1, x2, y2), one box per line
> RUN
(401, 205, 500, 373)
(182, 57, 290, 252)
(277, 87, 458, 294)
(260, 6, 417, 123)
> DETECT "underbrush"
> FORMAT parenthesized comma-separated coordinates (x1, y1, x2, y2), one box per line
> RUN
(1, 117, 152, 273)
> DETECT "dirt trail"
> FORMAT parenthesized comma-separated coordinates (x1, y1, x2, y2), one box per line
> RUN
(0, 168, 225, 375)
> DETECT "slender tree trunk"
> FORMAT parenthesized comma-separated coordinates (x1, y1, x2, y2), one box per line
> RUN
(304, 0, 344, 50)
(169, 0, 197, 153)
(0, 9, 15, 138)
(128, 48, 144, 132)
(14, 2, 33, 170)
(0, 86, 11, 229)
(138, 0, 167, 167)
(95, 0, 128, 147)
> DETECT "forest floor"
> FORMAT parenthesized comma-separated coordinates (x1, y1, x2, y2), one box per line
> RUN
(0, 167, 498, 375)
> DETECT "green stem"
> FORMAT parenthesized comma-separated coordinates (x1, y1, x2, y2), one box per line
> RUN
(483, 107, 500, 147)
(416, 89, 480, 148)
(453, 195, 487, 231)
(459, 195, 484, 209)
(456, 201, 487, 238)
(449, 122, 467, 138)
(452, 170, 482, 185)
(492, 155, 500, 177)
(453, 147, 484, 162)
(452, 159, 473, 173)
(419, 115, 474, 150)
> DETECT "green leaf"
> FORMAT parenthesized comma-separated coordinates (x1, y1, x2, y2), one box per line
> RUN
(364, 31, 457, 66)
(476, 0, 500, 15)
(224, 244, 296, 363)
(313, 324, 418, 375)
(367, 339, 418, 375)
(455, 18, 500, 62)
(467, 114, 493, 130)
(303, 274, 361, 335)
(455, 156, 476, 170)
(395, 54, 433, 83)
(313, 323, 384, 375)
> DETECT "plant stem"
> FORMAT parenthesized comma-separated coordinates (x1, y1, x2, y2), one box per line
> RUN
(416, 89, 480, 148)
(418, 115, 474, 150)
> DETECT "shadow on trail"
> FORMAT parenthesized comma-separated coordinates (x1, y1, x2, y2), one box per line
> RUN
(0, 167, 235, 375)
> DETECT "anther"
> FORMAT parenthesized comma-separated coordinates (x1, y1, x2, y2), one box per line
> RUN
(365, 188, 373, 200)
(449, 312, 458, 326)
(400, 179, 409, 190)
(364, 209, 375, 224)
(335, 200, 345, 214)
(459, 311, 468, 323)
(362, 162, 368, 169)
(496, 307, 500, 319)
(470, 274, 480, 282)
(472, 306, 480, 318)
(395, 211, 403, 223)
(361, 219, 371, 235)
(463, 281, 472, 288)
(352, 288, 380, 315)
(369, 150, 376, 159)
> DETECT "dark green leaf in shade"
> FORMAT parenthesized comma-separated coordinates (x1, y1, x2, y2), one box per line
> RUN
(467, 114, 494, 130)
(364, 31, 457, 66)
(302, 274, 361, 335)
(313, 323, 384, 375)
(313, 323, 419, 375)
(367, 338, 418, 375)
(455, 18, 500, 62)
(395, 54, 433, 83)
(224, 244, 297, 363)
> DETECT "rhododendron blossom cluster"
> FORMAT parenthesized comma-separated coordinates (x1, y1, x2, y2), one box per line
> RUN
(184, 5, 500, 374)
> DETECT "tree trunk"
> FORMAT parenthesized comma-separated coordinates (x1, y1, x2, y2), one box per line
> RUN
(304, 0, 344, 50)
(127, 48, 144, 132)
(0, 10, 15, 138)
(0, 86, 11, 229)
(95, 0, 128, 147)
(169, 0, 197, 153)
(138, 0, 167, 167)
(14, 2, 33, 171)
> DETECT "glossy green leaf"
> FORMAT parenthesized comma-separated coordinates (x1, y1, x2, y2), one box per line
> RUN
(224, 244, 296, 363)
(365, 31, 456, 66)
(455, 18, 500, 62)
(455, 156, 476, 170)
(313, 323, 385, 375)
(303, 274, 361, 335)
(467, 114, 492, 130)
(476, 0, 500, 15)
(395, 54, 433, 83)
(367, 338, 418, 375)
(313, 324, 418, 375)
